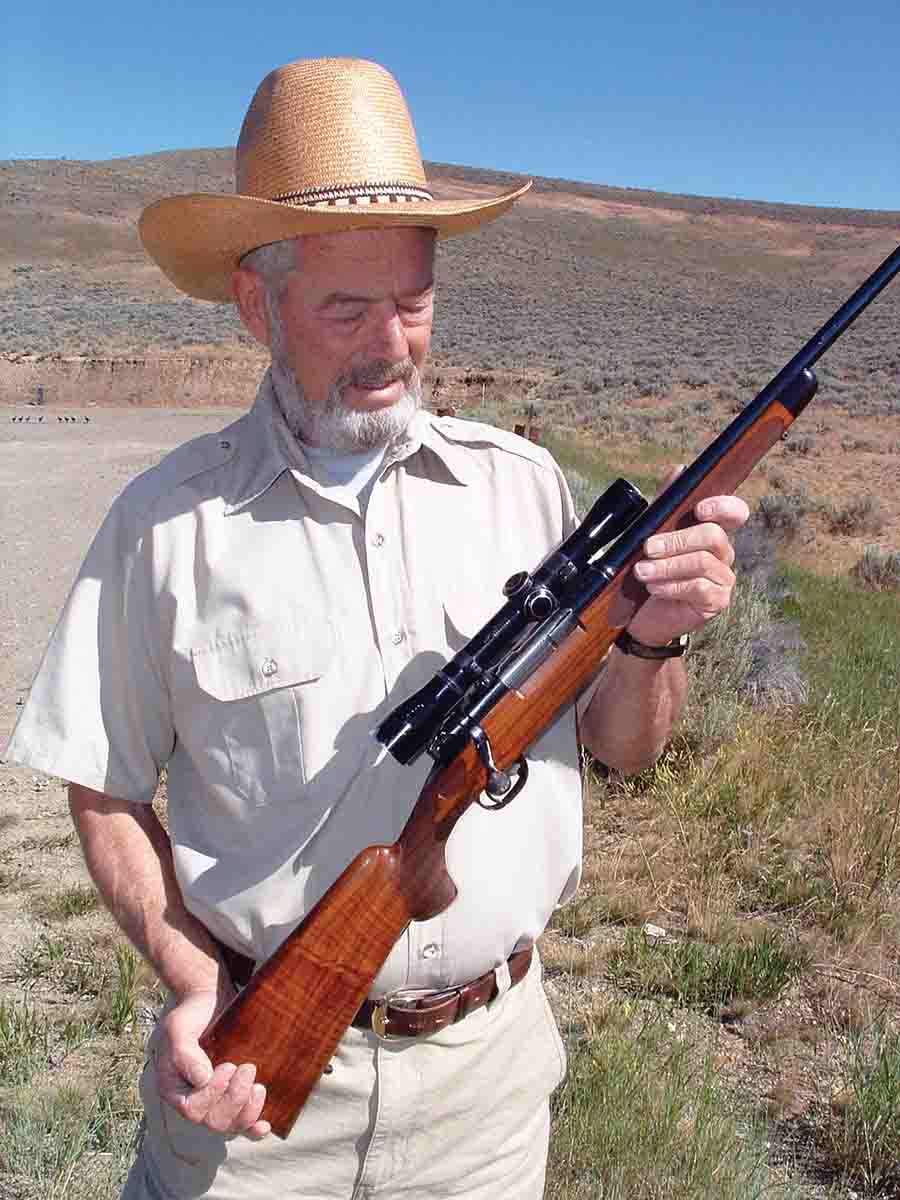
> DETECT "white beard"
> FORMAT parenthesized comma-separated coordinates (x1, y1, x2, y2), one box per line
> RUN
(270, 352, 421, 453)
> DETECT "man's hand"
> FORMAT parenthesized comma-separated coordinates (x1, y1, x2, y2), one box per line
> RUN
(625, 485, 750, 649)
(156, 987, 271, 1140)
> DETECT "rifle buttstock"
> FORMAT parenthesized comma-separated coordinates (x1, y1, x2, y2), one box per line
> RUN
(199, 759, 479, 1137)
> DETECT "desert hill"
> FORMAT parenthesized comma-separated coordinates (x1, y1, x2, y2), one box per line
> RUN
(3, 150, 900, 411)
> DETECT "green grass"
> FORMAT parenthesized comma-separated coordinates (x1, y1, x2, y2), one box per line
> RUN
(547, 1017, 799, 1200)
(0, 1001, 51, 1085)
(15, 934, 143, 1026)
(781, 568, 900, 731)
(0, 1065, 141, 1200)
(544, 432, 670, 512)
(27, 882, 101, 922)
(94, 943, 141, 1035)
(607, 929, 808, 1012)
(825, 1026, 900, 1193)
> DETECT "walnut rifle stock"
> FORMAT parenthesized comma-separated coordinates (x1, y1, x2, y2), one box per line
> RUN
(199, 243, 900, 1139)
(200, 750, 489, 1138)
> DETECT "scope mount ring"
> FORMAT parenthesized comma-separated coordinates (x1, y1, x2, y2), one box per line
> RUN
(469, 725, 529, 809)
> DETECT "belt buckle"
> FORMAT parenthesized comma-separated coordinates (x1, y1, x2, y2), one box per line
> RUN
(370, 988, 434, 1041)
(371, 997, 398, 1041)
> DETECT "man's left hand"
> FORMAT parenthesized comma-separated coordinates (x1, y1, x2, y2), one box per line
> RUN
(624, 492, 750, 649)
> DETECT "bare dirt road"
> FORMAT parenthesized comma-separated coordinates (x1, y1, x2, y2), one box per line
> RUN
(1, 407, 240, 969)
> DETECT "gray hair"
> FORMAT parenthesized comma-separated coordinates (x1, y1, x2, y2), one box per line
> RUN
(239, 239, 298, 299)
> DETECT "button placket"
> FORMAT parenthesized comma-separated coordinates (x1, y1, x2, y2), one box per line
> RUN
(364, 486, 410, 688)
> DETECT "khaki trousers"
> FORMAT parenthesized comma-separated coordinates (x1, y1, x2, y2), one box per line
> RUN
(121, 955, 566, 1200)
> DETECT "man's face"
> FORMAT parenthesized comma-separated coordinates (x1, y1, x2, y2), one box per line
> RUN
(244, 226, 436, 449)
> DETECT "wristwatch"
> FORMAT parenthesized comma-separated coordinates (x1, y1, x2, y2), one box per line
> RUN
(614, 630, 690, 659)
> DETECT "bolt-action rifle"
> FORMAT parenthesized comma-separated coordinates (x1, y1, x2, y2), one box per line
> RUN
(200, 244, 900, 1138)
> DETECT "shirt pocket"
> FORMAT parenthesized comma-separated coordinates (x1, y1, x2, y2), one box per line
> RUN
(190, 618, 333, 810)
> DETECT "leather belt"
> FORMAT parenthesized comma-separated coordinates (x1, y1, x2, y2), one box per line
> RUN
(352, 945, 534, 1040)
(214, 939, 534, 1040)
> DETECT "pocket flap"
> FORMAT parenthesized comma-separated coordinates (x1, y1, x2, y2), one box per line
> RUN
(191, 621, 331, 701)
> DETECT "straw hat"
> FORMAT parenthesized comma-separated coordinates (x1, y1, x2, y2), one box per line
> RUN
(139, 57, 532, 302)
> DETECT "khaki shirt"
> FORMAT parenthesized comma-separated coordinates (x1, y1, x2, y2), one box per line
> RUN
(7, 375, 584, 994)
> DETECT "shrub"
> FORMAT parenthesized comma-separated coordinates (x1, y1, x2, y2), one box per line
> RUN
(756, 491, 810, 540)
(563, 468, 596, 521)
(684, 572, 807, 750)
(851, 545, 900, 591)
(635, 373, 671, 398)
(782, 432, 816, 456)
(828, 495, 885, 536)
(732, 517, 783, 599)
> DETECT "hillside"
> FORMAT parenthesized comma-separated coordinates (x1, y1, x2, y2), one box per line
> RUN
(3, 150, 900, 398)
(3, 150, 900, 572)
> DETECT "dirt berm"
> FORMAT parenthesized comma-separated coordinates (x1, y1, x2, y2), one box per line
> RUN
(0, 353, 268, 408)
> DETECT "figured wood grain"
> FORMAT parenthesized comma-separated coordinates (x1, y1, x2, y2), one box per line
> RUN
(199, 756, 482, 1137)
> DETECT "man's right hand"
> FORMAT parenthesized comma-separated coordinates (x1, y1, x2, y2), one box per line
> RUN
(156, 987, 271, 1140)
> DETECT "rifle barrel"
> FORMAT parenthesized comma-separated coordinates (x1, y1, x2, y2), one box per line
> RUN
(780, 242, 900, 383)
(599, 242, 900, 578)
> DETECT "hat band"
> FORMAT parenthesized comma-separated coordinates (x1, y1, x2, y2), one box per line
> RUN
(270, 182, 435, 208)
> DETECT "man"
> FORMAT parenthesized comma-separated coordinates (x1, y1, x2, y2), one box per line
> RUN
(7, 58, 748, 1198)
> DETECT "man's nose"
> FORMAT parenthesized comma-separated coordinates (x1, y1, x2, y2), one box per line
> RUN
(368, 305, 408, 359)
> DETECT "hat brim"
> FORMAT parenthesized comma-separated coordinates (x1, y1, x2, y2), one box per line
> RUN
(139, 181, 531, 302)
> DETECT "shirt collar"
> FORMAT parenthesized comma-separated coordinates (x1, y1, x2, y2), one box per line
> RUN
(223, 371, 477, 515)
(370, 407, 480, 490)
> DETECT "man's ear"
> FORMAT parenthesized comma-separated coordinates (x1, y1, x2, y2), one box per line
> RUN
(231, 267, 271, 347)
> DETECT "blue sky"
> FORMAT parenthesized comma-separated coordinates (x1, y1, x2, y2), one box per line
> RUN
(4, 0, 899, 211)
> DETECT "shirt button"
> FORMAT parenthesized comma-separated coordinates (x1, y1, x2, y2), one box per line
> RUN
(261, 658, 278, 678)
(421, 943, 440, 959)
(372, 532, 385, 547)
(391, 631, 406, 646)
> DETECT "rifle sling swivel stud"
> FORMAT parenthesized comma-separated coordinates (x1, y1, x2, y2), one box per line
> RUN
(470, 725, 528, 809)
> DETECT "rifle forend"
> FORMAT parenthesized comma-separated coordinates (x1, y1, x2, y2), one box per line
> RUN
(199, 242, 900, 1139)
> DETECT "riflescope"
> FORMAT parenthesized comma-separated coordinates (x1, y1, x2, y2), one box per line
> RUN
(375, 476, 647, 764)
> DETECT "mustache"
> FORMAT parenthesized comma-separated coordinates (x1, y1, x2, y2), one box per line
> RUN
(344, 358, 417, 390)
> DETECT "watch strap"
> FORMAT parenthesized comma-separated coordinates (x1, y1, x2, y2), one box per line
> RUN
(614, 630, 690, 659)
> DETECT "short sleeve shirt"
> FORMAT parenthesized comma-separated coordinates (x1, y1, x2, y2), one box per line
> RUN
(7, 375, 584, 994)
